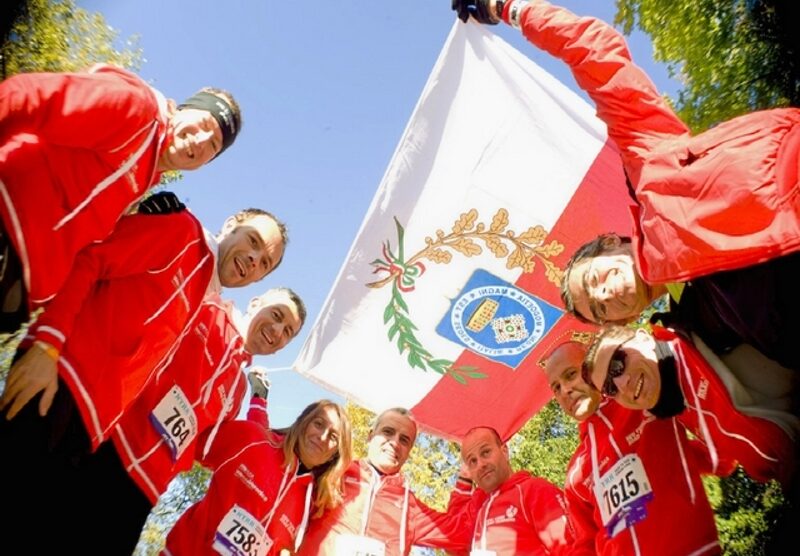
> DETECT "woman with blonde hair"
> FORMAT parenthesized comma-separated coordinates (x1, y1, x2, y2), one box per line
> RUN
(163, 375, 352, 556)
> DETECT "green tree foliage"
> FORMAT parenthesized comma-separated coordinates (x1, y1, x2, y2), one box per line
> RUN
(615, 0, 798, 131)
(703, 471, 786, 556)
(510, 399, 579, 488)
(134, 464, 212, 556)
(1, 0, 141, 79)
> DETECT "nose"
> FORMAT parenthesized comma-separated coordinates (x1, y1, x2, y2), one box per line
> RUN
(194, 128, 214, 144)
(595, 282, 614, 302)
(613, 373, 629, 392)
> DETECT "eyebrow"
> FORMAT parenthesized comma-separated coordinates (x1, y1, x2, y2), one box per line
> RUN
(580, 268, 603, 322)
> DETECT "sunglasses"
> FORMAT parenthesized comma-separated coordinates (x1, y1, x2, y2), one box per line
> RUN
(600, 344, 628, 397)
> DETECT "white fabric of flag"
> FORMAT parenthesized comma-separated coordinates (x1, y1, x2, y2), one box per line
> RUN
(293, 21, 616, 438)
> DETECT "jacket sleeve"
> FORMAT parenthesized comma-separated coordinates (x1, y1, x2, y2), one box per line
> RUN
(0, 64, 160, 152)
(246, 394, 270, 429)
(525, 478, 573, 555)
(506, 0, 689, 183)
(31, 212, 206, 351)
(686, 435, 738, 478)
(405, 486, 477, 552)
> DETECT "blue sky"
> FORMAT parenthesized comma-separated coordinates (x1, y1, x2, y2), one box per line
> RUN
(78, 0, 680, 427)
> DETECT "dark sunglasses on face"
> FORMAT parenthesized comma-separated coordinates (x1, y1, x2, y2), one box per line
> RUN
(601, 345, 628, 397)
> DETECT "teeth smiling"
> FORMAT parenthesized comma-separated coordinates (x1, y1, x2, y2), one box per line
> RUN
(634, 375, 644, 399)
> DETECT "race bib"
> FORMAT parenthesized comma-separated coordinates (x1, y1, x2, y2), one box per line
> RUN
(213, 505, 271, 556)
(149, 385, 198, 461)
(593, 454, 654, 538)
(470, 550, 497, 556)
(334, 534, 386, 556)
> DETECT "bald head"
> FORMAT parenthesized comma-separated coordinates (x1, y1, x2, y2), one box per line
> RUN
(461, 427, 512, 493)
(544, 341, 600, 421)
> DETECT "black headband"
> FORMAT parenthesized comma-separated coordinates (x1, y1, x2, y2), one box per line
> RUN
(177, 91, 238, 156)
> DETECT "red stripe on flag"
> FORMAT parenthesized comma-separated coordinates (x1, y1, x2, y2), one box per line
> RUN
(412, 140, 633, 441)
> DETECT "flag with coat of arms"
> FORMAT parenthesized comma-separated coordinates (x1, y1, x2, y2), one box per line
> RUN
(293, 21, 633, 442)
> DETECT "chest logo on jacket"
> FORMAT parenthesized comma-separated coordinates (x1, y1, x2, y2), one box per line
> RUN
(487, 504, 519, 526)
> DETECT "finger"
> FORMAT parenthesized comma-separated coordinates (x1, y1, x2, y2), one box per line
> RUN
(39, 382, 58, 417)
(5, 384, 37, 421)
(0, 379, 20, 413)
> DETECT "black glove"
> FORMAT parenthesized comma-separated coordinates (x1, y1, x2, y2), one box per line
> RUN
(137, 191, 186, 214)
(452, 0, 503, 25)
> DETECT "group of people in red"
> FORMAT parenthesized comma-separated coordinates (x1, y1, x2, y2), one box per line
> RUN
(1, 0, 798, 554)
(451, 0, 800, 555)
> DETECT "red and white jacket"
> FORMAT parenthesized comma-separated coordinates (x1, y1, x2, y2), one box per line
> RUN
(297, 459, 474, 556)
(23, 209, 213, 451)
(654, 326, 795, 488)
(111, 295, 250, 505)
(565, 401, 720, 556)
(163, 399, 316, 556)
(507, 0, 800, 284)
(464, 471, 572, 556)
(0, 64, 170, 307)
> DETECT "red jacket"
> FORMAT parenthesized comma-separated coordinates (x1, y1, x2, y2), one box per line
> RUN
(654, 326, 795, 487)
(25, 209, 213, 451)
(0, 64, 169, 307)
(297, 459, 474, 556)
(464, 471, 572, 556)
(509, 0, 800, 284)
(564, 401, 720, 556)
(163, 400, 315, 556)
(111, 295, 250, 505)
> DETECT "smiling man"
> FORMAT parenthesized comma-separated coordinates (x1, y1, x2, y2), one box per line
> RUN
(298, 407, 474, 556)
(68, 288, 306, 555)
(545, 339, 721, 555)
(212, 207, 287, 290)
(458, 426, 572, 555)
(0, 194, 286, 553)
(0, 66, 242, 335)
(584, 325, 796, 490)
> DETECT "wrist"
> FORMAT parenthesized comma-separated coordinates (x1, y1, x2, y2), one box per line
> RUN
(34, 340, 59, 362)
(507, 0, 529, 28)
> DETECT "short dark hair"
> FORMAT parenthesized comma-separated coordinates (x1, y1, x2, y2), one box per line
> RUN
(200, 86, 242, 134)
(560, 233, 632, 322)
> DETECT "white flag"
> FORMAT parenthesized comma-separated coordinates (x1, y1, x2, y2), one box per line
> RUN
(293, 21, 631, 441)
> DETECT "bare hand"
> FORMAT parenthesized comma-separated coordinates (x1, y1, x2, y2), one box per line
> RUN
(0, 347, 59, 419)
(458, 459, 473, 481)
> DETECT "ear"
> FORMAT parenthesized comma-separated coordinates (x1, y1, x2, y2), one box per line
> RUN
(247, 295, 263, 312)
(501, 443, 509, 458)
(219, 215, 238, 237)
(166, 99, 178, 117)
